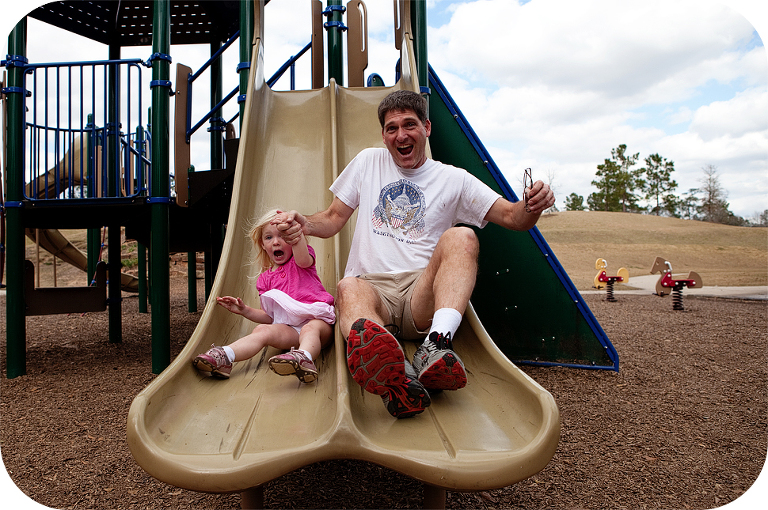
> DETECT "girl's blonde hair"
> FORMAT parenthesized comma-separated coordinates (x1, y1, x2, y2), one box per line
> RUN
(247, 208, 281, 272)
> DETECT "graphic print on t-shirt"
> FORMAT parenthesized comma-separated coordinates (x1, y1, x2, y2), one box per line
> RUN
(371, 179, 426, 242)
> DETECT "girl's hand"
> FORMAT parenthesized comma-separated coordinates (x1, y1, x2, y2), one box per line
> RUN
(282, 230, 303, 246)
(216, 296, 246, 315)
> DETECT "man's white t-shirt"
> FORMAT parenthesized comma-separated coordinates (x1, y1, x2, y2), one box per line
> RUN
(330, 147, 501, 277)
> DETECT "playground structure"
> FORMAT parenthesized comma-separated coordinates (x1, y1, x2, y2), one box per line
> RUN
(22, 133, 140, 294)
(2, 0, 240, 376)
(3, 0, 622, 506)
(650, 256, 703, 311)
(593, 258, 629, 302)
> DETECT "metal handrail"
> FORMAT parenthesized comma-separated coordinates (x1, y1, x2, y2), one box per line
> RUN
(267, 41, 312, 88)
(186, 39, 312, 142)
(188, 86, 240, 140)
(188, 32, 241, 83)
(186, 31, 241, 141)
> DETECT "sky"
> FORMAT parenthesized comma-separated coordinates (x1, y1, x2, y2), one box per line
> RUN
(1, 0, 767, 506)
(2, 0, 767, 219)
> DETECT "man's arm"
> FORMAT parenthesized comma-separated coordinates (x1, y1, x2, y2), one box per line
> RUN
(484, 180, 555, 231)
(274, 197, 355, 242)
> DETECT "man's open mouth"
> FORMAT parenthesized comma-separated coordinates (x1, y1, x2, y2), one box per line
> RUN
(397, 145, 413, 156)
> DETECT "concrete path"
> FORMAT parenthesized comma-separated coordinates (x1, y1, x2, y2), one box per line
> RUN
(3, 277, 765, 300)
(582, 274, 768, 301)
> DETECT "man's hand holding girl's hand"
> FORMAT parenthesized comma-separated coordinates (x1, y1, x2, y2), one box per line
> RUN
(272, 210, 306, 245)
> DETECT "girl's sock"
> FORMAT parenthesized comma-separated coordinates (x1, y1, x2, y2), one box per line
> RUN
(222, 345, 236, 363)
(428, 308, 463, 341)
(298, 349, 313, 362)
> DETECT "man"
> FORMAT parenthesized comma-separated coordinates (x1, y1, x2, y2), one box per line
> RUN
(275, 90, 554, 418)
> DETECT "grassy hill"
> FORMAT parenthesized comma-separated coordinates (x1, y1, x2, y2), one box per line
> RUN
(18, 214, 768, 293)
(535, 211, 768, 290)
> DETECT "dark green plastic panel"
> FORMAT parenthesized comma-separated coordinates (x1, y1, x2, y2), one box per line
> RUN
(427, 66, 618, 370)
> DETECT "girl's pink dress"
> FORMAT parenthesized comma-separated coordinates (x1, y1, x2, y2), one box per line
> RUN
(257, 246, 335, 332)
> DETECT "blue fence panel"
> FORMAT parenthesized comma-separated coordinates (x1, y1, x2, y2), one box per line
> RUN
(20, 58, 149, 202)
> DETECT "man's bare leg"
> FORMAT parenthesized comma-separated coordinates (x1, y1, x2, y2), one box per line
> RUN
(410, 227, 480, 332)
(336, 277, 390, 338)
(410, 227, 479, 391)
(337, 276, 430, 418)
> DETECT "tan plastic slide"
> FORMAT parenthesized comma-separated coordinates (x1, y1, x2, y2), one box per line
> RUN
(126, 34, 559, 494)
(24, 228, 138, 292)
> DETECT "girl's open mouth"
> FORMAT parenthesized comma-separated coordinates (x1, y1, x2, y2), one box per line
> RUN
(273, 250, 284, 258)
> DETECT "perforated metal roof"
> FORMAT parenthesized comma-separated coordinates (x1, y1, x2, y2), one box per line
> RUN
(28, 0, 244, 46)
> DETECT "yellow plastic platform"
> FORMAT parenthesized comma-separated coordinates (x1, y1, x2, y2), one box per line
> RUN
(126, 33, 559, 496)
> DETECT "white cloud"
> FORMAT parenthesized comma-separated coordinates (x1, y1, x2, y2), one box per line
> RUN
(2, 0, 766, 217)
(432, 0, 756, 94)
(690, 87, 768, 139)
(667, 106, 694, 125)
(427, 0, 768, 216)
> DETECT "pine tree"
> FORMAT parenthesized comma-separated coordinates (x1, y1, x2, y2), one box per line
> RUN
(565, 193, 586, 211)
(643, 153, 678, 216)
(589, 145, 644, 212)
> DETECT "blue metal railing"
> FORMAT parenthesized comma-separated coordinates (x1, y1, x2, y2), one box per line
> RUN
(185, 34, 312, 146)
(184, 35, 312, 166)
(186, 30, 242, 143)
(267, 41, 312, 89)
(9, 31, 339, 207)
(18, 58, 150, 203)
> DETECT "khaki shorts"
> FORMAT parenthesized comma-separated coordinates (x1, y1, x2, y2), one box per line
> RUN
(357, 270, 429, 341)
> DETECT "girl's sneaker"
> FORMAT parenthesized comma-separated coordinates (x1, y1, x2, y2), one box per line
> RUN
(193, 345, 232, 379)
(269, 348, 319, 383)
(347, 318, 430, 418)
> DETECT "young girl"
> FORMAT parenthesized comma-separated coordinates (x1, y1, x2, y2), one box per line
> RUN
(193, 209, 335, 383)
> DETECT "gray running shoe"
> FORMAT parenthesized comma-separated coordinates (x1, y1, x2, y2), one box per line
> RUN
(413, 332, 467, 390)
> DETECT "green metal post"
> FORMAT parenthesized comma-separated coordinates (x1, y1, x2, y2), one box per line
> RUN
(238, 0, 254, 128)
(5, 18, 27, 378)
(210, 38, 223, 170)
(85, 113, 100, 284)
(107, 43, 122, 343)
(150, 0, 171, 373)
(204, 233, 213, 302)
(187, 166, 197, 313)
(203, 37, 224, 303)
(136, 125, 148, 313)
(138, 241, 148, 313)
(410, 0, 429, 113)
(326, 0, 344, 85)
(187, 249, 197, 313)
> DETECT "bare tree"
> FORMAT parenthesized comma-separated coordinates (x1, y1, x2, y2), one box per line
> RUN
(544, 168, 558, 213)
(697, 165, 730, 223)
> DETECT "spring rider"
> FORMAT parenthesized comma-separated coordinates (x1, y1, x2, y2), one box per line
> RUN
(650, 256, 703, 310)
(594, 258, 629, 302)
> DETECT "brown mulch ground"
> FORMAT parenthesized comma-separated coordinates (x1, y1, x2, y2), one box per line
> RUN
(1, 269, 766, 509)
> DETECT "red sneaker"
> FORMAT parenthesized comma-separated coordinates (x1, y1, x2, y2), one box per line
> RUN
(347, 318, 430, 418)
